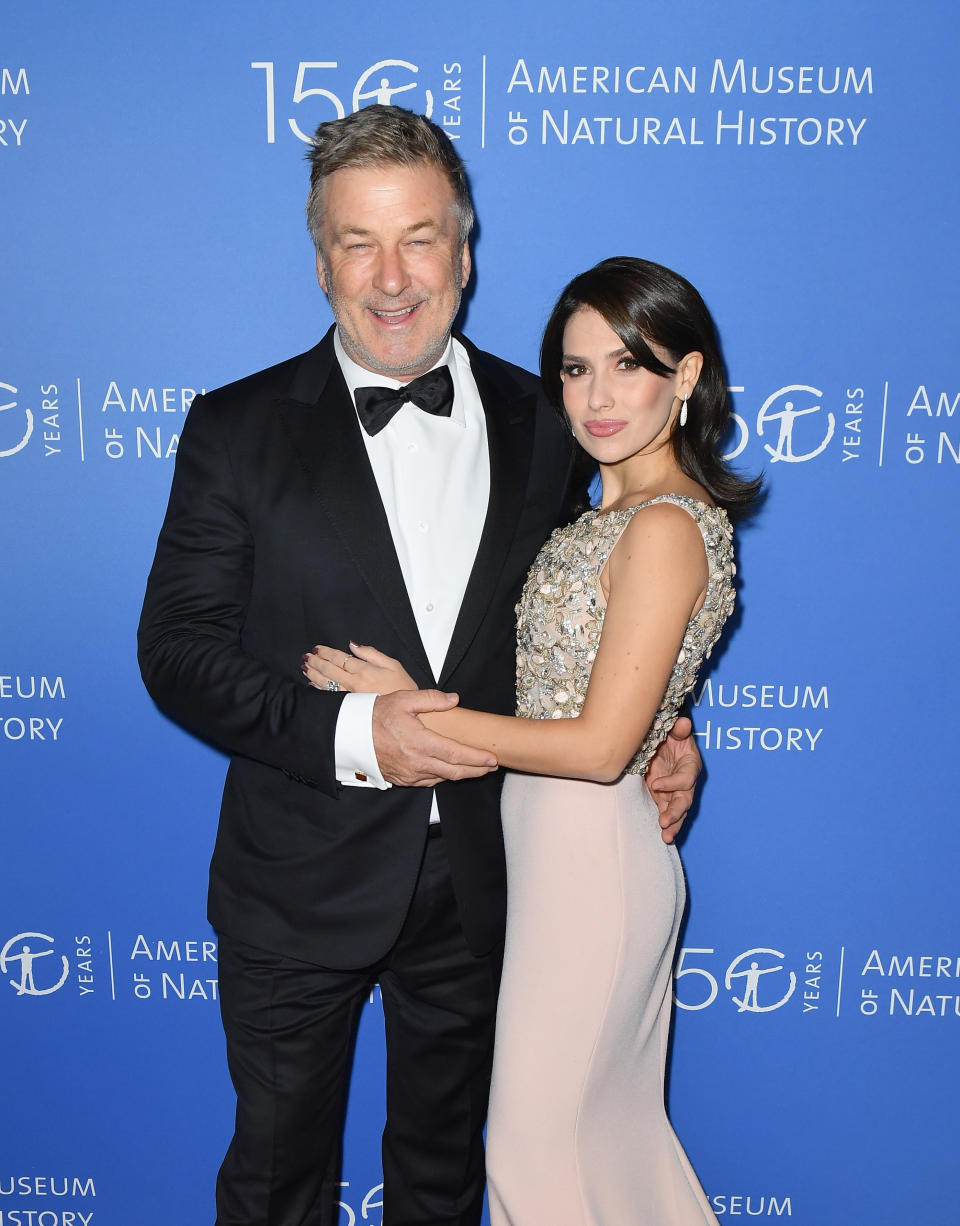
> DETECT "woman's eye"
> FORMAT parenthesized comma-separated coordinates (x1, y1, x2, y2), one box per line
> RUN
(618, 357, 641, 371)
(562, 363, 586, 377)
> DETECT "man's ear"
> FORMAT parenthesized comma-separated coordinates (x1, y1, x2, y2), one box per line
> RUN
(316, 250, 329, 293)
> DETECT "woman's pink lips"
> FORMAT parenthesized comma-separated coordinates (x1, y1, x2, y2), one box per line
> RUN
(585, 419, 627, 437)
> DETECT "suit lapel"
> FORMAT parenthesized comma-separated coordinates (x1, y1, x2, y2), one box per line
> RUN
(439, 336, 536, 686)
(277, 330, 434, 683)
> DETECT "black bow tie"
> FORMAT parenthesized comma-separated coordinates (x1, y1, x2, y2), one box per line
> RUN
(354, 366, 455, 437)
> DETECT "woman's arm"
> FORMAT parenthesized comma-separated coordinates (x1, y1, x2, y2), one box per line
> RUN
(426, 502, 706, 781)
(306, 502, 708, 784)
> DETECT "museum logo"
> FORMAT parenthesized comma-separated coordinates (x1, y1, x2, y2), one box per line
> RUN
(674, 946, 798, 1013)
(1, 932, 70, 996)
(251, 58, 452, 143)
(725, 383, 835, 464)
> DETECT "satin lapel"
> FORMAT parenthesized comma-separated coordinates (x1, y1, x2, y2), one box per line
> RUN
(277, 333, 433, 682)
(438, 341, 536, 686)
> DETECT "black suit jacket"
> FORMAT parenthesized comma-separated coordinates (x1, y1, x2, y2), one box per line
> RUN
(138, 327, 571, 968)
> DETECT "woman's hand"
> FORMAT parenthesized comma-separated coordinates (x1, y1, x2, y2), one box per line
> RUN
(303, 641, 417, 695)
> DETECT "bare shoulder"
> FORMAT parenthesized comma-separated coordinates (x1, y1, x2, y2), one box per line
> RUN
(604, 500, 709, 598)
(620, 499, 707, 553)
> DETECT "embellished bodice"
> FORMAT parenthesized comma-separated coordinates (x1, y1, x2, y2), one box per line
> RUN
(514, 494, 736, 776)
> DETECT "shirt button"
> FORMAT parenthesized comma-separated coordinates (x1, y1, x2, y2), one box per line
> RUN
(407, 442, 417, 453)
(425, 602, 435, 613)
(418, 521, 429, 533)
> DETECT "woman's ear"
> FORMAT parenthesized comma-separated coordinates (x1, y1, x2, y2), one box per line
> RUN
(677, 351, 704, 398)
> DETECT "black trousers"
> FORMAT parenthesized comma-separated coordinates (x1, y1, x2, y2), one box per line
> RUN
(215, 832, 504, 1226)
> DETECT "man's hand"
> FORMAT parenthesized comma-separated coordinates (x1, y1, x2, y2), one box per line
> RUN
(646, 715, 703, 844)
(373, 690, 498, 787)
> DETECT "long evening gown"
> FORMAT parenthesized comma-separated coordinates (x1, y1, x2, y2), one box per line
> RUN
(485, 495, 735, 1226)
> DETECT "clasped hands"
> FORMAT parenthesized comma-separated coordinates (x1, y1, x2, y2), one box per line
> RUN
(302, 642, 702, 843)
(303, 642, 497, 789)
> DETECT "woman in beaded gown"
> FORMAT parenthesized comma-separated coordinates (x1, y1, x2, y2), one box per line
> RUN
(305, 257, 760, 1225)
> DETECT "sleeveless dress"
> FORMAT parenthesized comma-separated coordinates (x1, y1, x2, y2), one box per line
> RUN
(485, 495, 735, 1226)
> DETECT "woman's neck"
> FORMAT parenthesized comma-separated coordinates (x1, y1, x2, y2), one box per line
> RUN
(597, 453, 689, 511)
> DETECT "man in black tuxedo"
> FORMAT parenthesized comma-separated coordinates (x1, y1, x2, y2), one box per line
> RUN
(138, 105, 700, 1226)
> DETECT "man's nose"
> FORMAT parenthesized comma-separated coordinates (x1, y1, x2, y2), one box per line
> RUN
(373, 246, 410, 297)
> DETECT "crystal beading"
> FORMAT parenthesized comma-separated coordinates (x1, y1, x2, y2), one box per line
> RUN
(514, 494, 736, 775)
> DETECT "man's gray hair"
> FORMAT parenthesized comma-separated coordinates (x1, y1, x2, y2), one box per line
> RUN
(305, 104, 475, 252)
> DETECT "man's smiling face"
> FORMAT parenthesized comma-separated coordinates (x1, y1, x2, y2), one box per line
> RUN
(316, 160, 471, 379)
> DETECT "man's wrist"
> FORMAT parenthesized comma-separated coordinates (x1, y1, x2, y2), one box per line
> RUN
(334, 692, 391, 789)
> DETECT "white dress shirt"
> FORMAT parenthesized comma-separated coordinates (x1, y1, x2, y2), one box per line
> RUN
(332, 331, 490, 817)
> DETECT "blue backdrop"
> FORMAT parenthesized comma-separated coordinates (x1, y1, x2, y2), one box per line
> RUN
(3, 2, 958, 1223)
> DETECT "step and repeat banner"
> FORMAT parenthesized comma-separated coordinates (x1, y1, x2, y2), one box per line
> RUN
(2, 3, 957, 1224)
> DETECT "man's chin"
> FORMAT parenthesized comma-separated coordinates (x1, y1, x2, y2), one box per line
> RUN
(347, 332, 450, 381)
